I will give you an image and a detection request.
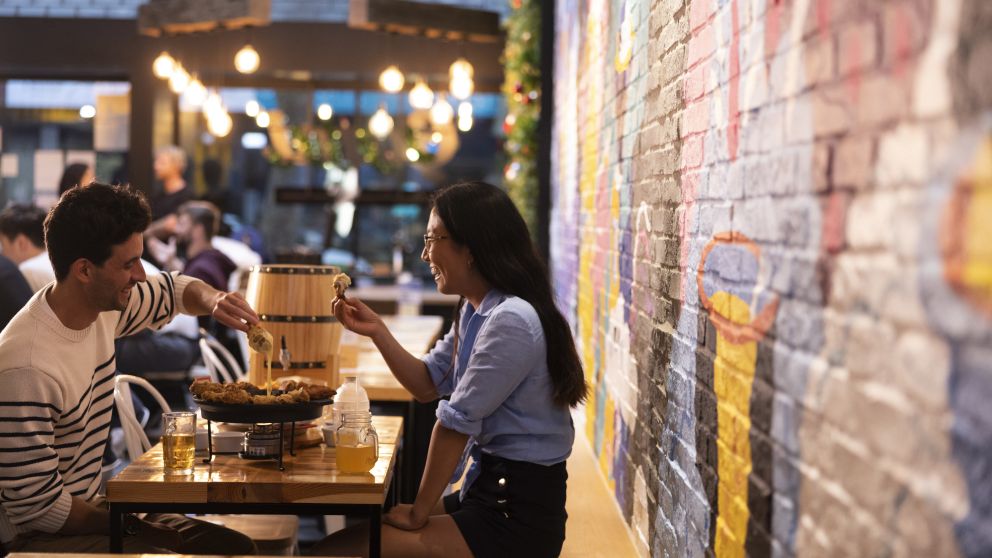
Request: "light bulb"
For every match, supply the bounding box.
[184,77,207,106]
[458,114,473,132]
[405,147,420,162]
[245,100,260,117]
[368,105,394,139]
[234,43,260,74]
[379,65,405,93]
[430,96,454,125]
[256,110,270,128]
[458,101,473,119]
[431,131,443,144]
[449,74,474,100]
[317,103,334,121]
[449,57,474,79]
[203,90,223,118]
[168,64,190,94]
[153,51,175,79]
[408,79,434,110]
[208,111,233,137]
[79,104,96,119]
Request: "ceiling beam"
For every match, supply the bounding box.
[349,0,501,43]
[138,0,271,37]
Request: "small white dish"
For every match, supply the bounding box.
[211,431,245,454]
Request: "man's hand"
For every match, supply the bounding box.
[209,291,259,332]
[383,503,429,531]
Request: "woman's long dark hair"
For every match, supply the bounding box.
[433,181,587,407]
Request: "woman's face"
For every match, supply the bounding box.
[421,209,473,296]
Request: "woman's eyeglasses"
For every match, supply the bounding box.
[423,234,449,250]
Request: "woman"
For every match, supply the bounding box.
[316,182,587,558]
[58,162,95,196]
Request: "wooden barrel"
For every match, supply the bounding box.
[245,264,343,388]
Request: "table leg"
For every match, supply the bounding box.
[369,504,382,558]
[109,504,123,553]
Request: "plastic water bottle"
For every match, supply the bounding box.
[328,373,370,446]
[396,271,423,316]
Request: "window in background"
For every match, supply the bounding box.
[0,80,131,208]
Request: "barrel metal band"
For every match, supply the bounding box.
[258,314,338,323]
[250,265,341,275]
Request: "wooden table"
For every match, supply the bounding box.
[106,416,403,558]
[339,315,444,503]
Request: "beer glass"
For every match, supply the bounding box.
[162,411,196,475]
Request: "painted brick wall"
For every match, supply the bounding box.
[551,0,992,556]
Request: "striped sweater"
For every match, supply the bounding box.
[0,271,195,543]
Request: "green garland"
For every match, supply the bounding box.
[502,0,541,237]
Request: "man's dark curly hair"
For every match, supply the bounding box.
[44,182,151,281]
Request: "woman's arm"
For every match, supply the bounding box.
[333,296,439,402]
[385,422,469,529]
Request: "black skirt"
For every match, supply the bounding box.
[443,452,568,558]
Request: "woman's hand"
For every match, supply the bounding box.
[383,504,429,531]
[332,296,384,339]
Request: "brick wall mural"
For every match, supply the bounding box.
[550,0,992,555]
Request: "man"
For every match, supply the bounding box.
[0,253,31,332]
[146,145,193,241]
[0,204,53,292]
[0,183,257,554]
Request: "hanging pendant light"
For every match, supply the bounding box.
[317,103,334,121]
[368,105,394,139]
[208,110,233,138]
[203,89,224,119]
[245,99,260,117]
[256,110,271,128]
[449,57,474,79]
[379,65,405,93]
[234,43,260,74]
[430,95,453,125]
[409,79,435,110]
[457,101,473,132]
[153,51,176,79]
[449,73,474,100]
[168,64,190,94]
[184,76,207,107]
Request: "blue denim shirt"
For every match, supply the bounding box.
[422,289,574,492]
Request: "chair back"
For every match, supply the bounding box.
[114,374,171,460]
[198,328,245,383]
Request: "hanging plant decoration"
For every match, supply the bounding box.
[502,0,540,236]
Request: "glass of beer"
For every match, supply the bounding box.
[162,411,196,475]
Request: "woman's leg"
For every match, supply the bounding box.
[309,514,472,558]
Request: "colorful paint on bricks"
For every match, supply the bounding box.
[550,0,991,555]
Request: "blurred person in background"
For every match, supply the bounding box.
[58,163,95,197]
[0,253,31,333]
[0,204,52,292]
[145,146,193,240]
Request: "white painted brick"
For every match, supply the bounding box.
[875,124,929,188]
[845,191,897,250]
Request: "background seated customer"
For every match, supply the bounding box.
[0,182,259,555]
[0,203,52,292]
[315,182,587,558]
[0,253,31,333]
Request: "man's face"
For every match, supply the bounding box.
[88,233,147,312]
